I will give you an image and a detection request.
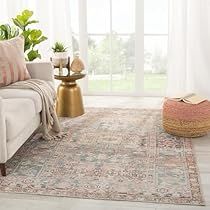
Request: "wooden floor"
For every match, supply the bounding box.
[0,96,209,210]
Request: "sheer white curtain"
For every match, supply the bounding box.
[167,0,210,98]
[0,0,73,59]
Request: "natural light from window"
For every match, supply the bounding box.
[71,0,168,95]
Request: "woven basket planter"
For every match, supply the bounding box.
[163,99,210,137]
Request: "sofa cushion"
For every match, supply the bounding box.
[0,89,42,113]
[0,81,54,114]
[0,36,31,87]
[4,98,37,141]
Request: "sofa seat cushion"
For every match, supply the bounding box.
[0,88,42,113]
[4,98,37,141]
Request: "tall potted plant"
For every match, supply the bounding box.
[0,9,47,61]
[13,10,47,61]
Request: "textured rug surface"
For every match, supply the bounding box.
[0,108,204,205]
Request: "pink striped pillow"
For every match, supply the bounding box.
[0,35,31,87]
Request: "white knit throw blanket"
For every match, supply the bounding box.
[5,79,61,140]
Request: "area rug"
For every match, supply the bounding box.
[0,108,204,205]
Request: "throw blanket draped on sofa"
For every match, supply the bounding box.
[4,79,60,140]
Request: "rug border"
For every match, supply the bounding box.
[190,139,206,205]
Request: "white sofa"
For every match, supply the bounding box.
[0,62,54,176]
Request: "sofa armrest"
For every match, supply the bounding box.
[0,97,7,163]
[26,61,54,82]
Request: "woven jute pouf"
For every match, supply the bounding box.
[163,99,210,137]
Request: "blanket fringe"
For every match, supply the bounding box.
[41,132,68,141]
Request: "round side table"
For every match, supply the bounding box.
[55,73,86,118]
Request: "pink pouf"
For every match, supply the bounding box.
[163,99,210,137]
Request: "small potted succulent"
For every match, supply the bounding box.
[51,42,69,67]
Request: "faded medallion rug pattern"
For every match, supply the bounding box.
[0,108,204,205]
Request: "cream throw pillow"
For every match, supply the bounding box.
[0,35,31,87]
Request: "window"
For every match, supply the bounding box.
[77,0,168,95]
[144,0,168,92]
[86,0,135,93]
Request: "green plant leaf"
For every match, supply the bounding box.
[13,10,35,30]
[22,29,31,38]
[29,29,42,40]
[22,10,33,21]
[18,10,33,24]
[16,15,25,24]
[27,49,41,61]
[52,42,68,52]
[0,30,5,40]
[0,24,8,31]
[24,39,32,52]
[32,36,48,47]
[21,30,31,51]
[25,20,39,27]
[0,24,10,39]
[13,29,19,37]
[0,24,19,39]
[12,18,25,30]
